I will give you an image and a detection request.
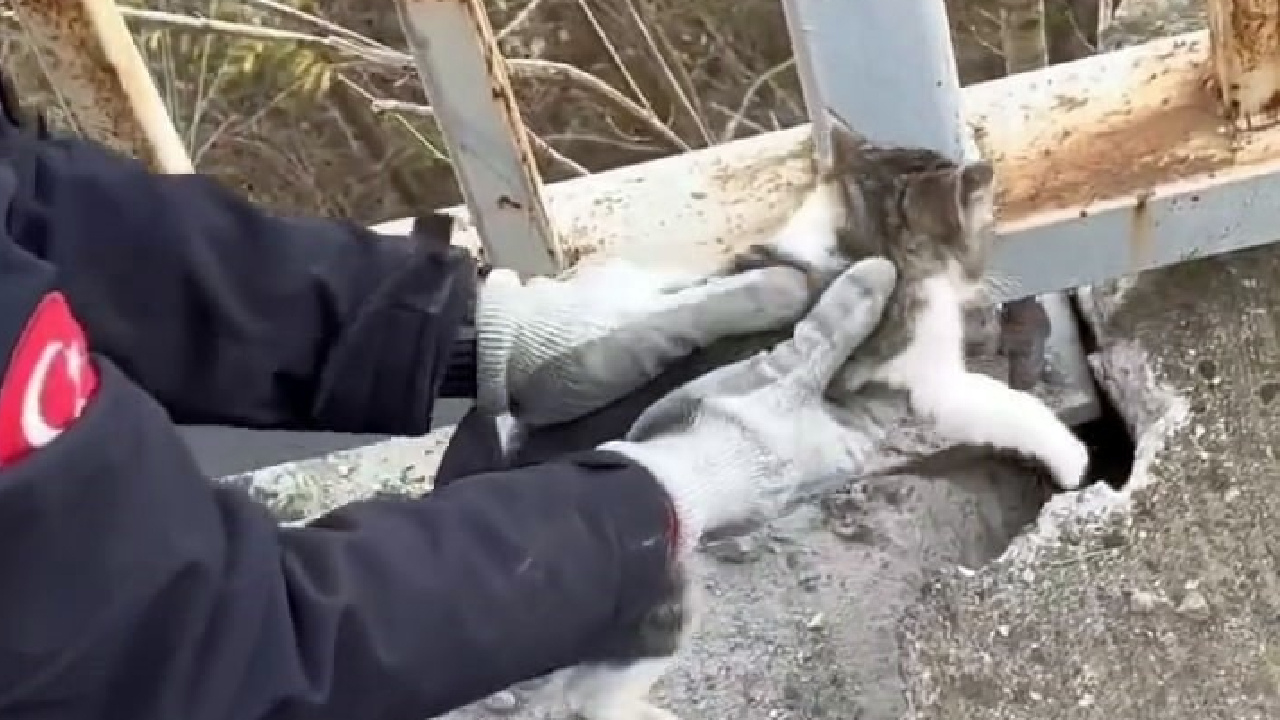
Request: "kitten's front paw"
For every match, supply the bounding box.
[1040,431,1089,490]
[581,701,682,720]
[635,703,682,720]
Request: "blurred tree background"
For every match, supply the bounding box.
[0,0,1156,224]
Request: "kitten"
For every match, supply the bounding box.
[537,118,1089,720]
[553,560,694,720]
[733,116,1090,493]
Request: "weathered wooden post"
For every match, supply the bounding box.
[11,0,193,173]
[395,0,562,277]
[1205,0,1280,128]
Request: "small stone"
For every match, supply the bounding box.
[701,535,764,564]
[1100,527,1127,548]
[1128,590,1162,613]
[806,613,825,631]
[481,690,522,714]
[1178,589,1210,617]
[1078,693,1096,708]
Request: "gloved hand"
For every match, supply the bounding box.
[475,260,812,427]
[601,257,897,548]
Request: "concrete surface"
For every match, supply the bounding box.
[179,400,471,480]
[901,245,1279,719]
[226,320,1091,720]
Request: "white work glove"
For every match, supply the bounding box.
[601,258,897,548]
[475,261,812,427]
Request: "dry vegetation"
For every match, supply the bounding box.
[0,0,1116,224]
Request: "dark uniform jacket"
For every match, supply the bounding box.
[0,101,676,720]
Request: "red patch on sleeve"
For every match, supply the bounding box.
[0,292,99,467]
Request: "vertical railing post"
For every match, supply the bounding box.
[396,0,562,277]
[779,0,1097,424]
[781,0,968,162]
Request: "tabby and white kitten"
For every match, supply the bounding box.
[545,118,1090,720]
[734,116,1091,492]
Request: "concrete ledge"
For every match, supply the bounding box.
[216,429,451,522]
[226,326,1089,719]
[901,243,1280,718]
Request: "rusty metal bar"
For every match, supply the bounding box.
[1205,0,1280,127]
[395,0,561,276]
[374,30,1280,348]
[373,31,1274,297]
[12,0,193,173]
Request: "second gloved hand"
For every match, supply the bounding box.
[601,257,897,548]
[475,261,812,427]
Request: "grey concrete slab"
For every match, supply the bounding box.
[902,242,1279,718]
[229,318,1092,719]
[180,399,471,478]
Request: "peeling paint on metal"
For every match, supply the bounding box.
[1129,190,1155,270]
[377,30,1280,302]
[1205,0,1280,126]
[397,0,560,275]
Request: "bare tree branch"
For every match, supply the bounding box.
[370,97,589,177]
[575,0,653,114]
[619,0,711,146]
[497,0,549,41]
[511,58,688,150]
[722,57,795,142]
[60,5,689,152]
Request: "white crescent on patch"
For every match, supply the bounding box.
[19,341,86,450]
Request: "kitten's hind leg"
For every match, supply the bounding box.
[913,371,1090,490]
[559,561,695,720]
[560,658,681,720]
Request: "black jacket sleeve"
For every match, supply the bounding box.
[0,131,477,435]
[0,230,678,720]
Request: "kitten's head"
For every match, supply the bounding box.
[826,113,996,302]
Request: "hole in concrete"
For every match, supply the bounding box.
[1075,397,1137,490]
[845,296,1146,572]
[1069,292,1138,490]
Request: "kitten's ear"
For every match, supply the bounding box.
[959,160,996,203]
[838,174,873,244]
[826,109,869,171]
[824,110,875,239]
[902,160,996,236]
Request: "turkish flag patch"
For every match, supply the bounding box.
[0,292,99,467]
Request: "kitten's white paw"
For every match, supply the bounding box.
[1042,430,1089,490]
[561,657,679,720]
[573,699,681,720]
[633,703,682,720]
